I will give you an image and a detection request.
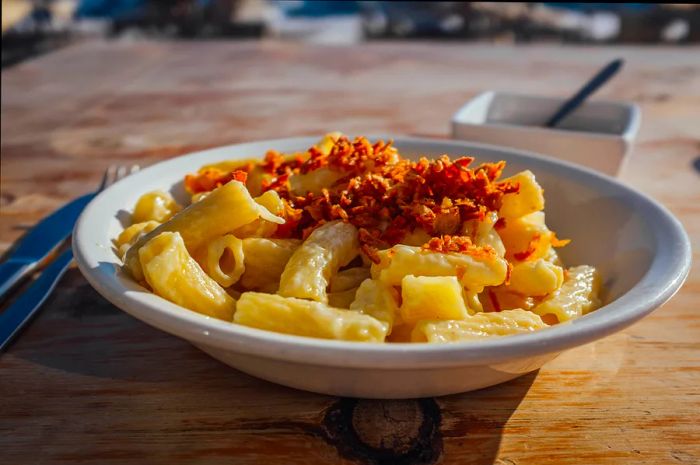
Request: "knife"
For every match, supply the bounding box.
[0,247,74,351]
[0,193,94,301]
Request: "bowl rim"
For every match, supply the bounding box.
[73,135,692,369]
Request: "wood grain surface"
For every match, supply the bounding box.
[1,40,699,465]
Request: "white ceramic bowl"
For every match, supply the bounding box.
[73,137,691,399]
[452,91,641,176]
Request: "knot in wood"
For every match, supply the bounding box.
[351,400,423,453]
[321,398,443,465]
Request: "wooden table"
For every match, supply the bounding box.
[1,40,698,465]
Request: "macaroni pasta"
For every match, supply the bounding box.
[117,134,602,343]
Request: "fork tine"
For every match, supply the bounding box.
[99,165,117,191]
[98,164,140,193]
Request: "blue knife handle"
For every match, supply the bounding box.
[0,193,94,303]
[0,259,36,302]
[0,248,74,352]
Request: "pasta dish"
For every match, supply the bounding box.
[117,134,601,343]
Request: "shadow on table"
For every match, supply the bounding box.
[8,267,538,465]
[435,371,538,465]
[5,268,262,383]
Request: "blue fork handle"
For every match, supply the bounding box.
[0,260,35,302]
[0,248,74,352]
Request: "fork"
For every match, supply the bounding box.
[0,165,139,351]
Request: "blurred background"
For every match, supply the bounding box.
[3,1,699,69]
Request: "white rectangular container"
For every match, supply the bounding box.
[451,91,640,176]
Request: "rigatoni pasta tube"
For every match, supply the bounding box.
[125,180,283,280]
[234,292,388,342]
[328,288,359,309]
[239,238,301,292]
[290,167,345,196]
[507,259,564,296]
[371,245,508,293]
[532,265,601,322]
[462,212,505,257]
[498,170,545,219]
[330,267,371,293]
[204,234,245,288]
[401,228,431,247]
[482,288,536,312]
[349,278,400,330]
[138,232,236,321]
[278,221,359,303]
[132,190,181,223]
[115,220,159,258]
[233,190,285,238]
[411,309,548,343]
[400,275,470,323]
